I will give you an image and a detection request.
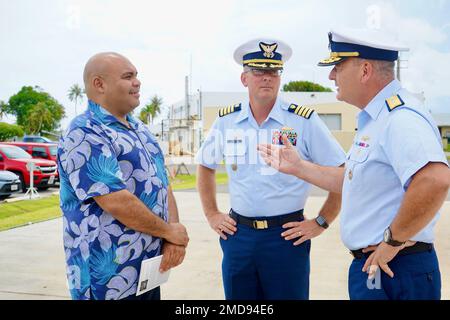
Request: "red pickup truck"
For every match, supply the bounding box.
[0,143,58,192]
[4,142,57,162]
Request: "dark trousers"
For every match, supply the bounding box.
[220,223,310,300]
[348,248,441,300]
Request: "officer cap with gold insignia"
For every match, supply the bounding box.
[234,38,292,70]
[318,28,409,66]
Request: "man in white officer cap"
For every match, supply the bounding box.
[258,28,450,299]
[196,38,345,299]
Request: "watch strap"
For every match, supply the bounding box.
[385,227,405,247]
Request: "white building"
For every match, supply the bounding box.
[431,113,450,148]
[167,91,360,154]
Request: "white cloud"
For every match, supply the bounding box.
[1,0,449,129]
[367,2,450,101]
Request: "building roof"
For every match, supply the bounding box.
[432,113,450,127]
[200,91,341,108]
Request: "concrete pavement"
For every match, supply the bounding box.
[0,191,449,300]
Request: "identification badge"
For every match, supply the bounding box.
[224,130,245,171]
[224,131,245,156]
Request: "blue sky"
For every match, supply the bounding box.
[1,0,449,129]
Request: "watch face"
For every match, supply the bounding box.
[384,228,390,242]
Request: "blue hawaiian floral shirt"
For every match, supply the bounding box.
[57,100,169,300]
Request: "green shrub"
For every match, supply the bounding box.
[0,122,24,141]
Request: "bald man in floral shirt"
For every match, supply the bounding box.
[58,52,189,300]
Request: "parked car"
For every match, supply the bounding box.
[0,170,21,199]
[3,142,59,185]
[0,144,58,192]
[22,135,56,143]
[3,142,58,162]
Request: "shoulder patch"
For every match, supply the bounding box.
[288,104,314,119]
[219,103,242,117]
[385,94,405,112]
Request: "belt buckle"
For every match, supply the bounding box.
[253,220,268,229]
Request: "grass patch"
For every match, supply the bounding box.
[170,173,228,190]
[0,195,61,231]
[0,174,229,231]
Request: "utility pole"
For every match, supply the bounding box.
[185,75,190,120]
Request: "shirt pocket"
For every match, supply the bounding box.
[346,147,370,183]
[348,147,370,163]
[224,140,246,157]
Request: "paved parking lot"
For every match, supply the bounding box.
[1,186,59,204]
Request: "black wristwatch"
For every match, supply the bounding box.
[383,227,405,247]
[315,215,329,229]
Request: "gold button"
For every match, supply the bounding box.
[348,169,353,180]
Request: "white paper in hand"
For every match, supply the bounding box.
[136,255,170,296]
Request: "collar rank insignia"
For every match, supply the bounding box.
[219,103,242,117]
[259,42,278,58]
[288,103,315,119]
[385,94,405,112]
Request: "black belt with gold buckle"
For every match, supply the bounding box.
[350,242,433,259]
[229,209,304,230]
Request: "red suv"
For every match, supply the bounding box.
[0,143,58,191]
[3,142,57,161]
[3,142,59,185]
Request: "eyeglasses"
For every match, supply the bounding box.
[246,69,283,77]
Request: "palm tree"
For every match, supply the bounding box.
[0,100,7,120]
[139,95,163,125]
[68,84,85,116]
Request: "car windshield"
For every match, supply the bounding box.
[41,137,53,143]
[49,145,57,156]
[24,136,53,143]
[0,146,32,159]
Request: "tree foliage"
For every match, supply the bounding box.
[27,102,55,134]
[0,122,24,141]
[282,81,333,92]
[3,86,65,134]
[139,95,163,124]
